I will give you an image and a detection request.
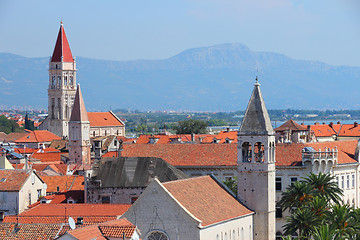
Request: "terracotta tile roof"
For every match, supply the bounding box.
[40,175,84,193]
[163,176,253,226]
[337,123,360,137]
[30,152,63,162]
[276,140,358,166]
[20,204,131,217]
[0,169,31,191]
[65,218,136,239]
[15,130,61,143]
[3,215,116,225]
[11,163,25,169]
[274,119,307,132]
[51,23,74,62]
[13,147,60,155]
[49,139,68,151]
[87,111,124,127]
[102,151,118,158]
[117,136,135,144]
[50,190,84,204]
[4,132,28,142]
[0,223,63,240]
[122,144,237,166]
[136,134,210,144]
[0,132,7,142]
[304,124,336,137]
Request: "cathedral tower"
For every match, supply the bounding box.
[68,85,91,165]
[237,78,276,240]
[41,22,77,138]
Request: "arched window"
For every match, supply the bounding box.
[254,142,264,162]
[147,231,168,240]
[242,142,252,162]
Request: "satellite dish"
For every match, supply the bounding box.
[68,217,76,230]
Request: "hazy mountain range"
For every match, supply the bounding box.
[1,43,360,111]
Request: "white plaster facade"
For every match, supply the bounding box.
[123,178,254,240]
[0,170,46,216]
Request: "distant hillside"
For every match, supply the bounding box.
[1,43,360,111]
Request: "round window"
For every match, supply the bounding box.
[147,231,168,240]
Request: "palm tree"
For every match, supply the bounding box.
[312,224,347,240]
[283,206,323,239]
[303,172,343,204]
[279,181,313,213]
[326,204,355,238]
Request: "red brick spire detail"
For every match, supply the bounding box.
[51,22,74,62]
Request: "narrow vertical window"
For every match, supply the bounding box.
[276,177,282,191]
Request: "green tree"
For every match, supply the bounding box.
[303,172,343,204]
[24,113,35,131]
[280,173,345,240]
[223,177,237,196]
[172,119,208,134]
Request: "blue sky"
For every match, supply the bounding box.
[1,0,359,66]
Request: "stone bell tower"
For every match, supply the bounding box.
[237,78,276,240]
[68,85,91,165]
[40,21,77,138]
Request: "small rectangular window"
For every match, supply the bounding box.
[276,177,282,191]
[28,193,32,205]
[352,174,355,188]
[102,196,111,204]
[290,177,297,186]
[342,176,344,189]
[276,206,282,219]
[347,175,350,189]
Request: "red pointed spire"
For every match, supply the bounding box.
[51,22,74,62]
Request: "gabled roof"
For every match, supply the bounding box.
[20,204,131,217]
[64,218,137,239]
[51,22,74,62]
[121,144,237,166]
[92,157,188,188]
[3,215,115,225]
[239,81,274,135]
[30,152,63,162]
[276,140,358,166]
[0,223,64,240]
[70,85,88,122]
[0,132,7,142]
[304,123,337,137]
[41,175,84,193]
[0,169,31,191]
[274,119,307,132]
[87,111,124,127]
[337,123,360,137]
[162,176,253,226]
[4,132,28,142]
[14,130,61,143]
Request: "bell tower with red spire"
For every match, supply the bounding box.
[41,21,77,138]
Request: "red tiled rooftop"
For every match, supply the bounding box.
[87,112,124,127]
[305,124,336,137]
[15,130,61,143]
[163,176,253,226]
[0,169,31,191]
[30,152,63,162]
[122,144,237,166]
[337,123,360,137]
[40,175,84,193]
[20,204,131,217]
[275,119,307,132]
